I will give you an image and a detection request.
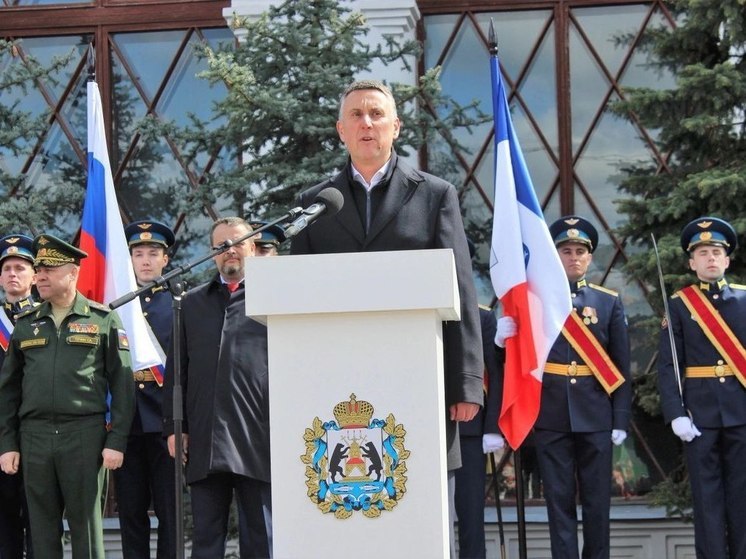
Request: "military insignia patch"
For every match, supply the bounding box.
[117,329,130,350]
[301,393,409,519]
[69,323,100,334]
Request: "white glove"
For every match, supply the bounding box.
[611,429,627,446]
[671,416,702,443]
[482,433,505,454]
[495,316,518,348]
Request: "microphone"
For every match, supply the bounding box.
[284,187,344,238]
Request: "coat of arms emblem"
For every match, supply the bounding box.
[301,393,410,518]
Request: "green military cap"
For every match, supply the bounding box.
[33,234,88,267]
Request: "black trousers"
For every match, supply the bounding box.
[0,471,24,559]
[534,429,612,559]
[685,424,746,559]
[114,432,176,559]
[454,436,486,559]
[189,472,272,559]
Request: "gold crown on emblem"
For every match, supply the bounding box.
[333,393,374,428]
[697,221,712,229]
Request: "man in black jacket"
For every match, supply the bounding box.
[163,217,271,559]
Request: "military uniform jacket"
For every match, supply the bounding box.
[535,279,632,432]
[132,285,172,434]
[162,276,270,485]
[0,292,135,453]
[658,280,746,428]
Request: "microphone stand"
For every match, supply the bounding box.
[108,211,300,559]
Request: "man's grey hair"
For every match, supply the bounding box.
[338,79,397,119]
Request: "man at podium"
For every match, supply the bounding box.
[290,79,484,474]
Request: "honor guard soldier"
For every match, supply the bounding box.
[0,234,135,559]
[249,221,286,257]
[658,216,746,559]
[0,234,37,559]
[115,220,176,559]
[498,216,632,559]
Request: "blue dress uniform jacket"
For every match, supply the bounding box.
[534,279,631,559]
[290,152,484,470]
[658,280,746,559]
[132,285,171,434]
[163,275,270,485]
[536,280,632,432]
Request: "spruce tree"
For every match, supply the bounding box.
[0,40,77,234]
[163,0,483,221]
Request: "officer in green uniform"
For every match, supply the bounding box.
[0,234,135,559]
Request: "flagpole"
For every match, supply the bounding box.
[489,19,529,559]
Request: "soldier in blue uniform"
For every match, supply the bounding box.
[115,220,176,559]
[0,234,37,559]
[498,216,632,559]
[249,221,286,257]
[657,216,746,559]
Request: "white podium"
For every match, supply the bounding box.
[245,249,460,559]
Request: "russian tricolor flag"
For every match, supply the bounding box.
[0,311,13,353]
[78,80,165,382]
[489,53,572,450]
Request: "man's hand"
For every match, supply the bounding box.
[167,433,189,464]
[671,416,701,443]
[102,449,124,470]
[496,316,518,348]
[0,451,20,475]
[449,402,479,422]
[482,433,505,454]
[611,429,627,446]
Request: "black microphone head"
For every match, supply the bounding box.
[314,187,344,216]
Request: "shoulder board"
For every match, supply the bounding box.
[671,291,681,300]
[588,283,618,297]
[478,304,492,311]
[88,301,110,312]
[16,307,37,319]
[729,283,746,290]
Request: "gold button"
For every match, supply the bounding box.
[571,293,577,298]
[570,378,577,384]
[134,371,145,381]
[713,294,720,300]
[715,365,725,376]
[717,359,724,365]
[720,377,726,384]
[138,383,145,390]
[145,297,151,302]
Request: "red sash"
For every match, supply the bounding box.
[678,285,746,388]
[561,310,626,394]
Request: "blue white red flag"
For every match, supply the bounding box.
[489,54,571,449]
[0,311,13,352]
[78,80,165,382]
